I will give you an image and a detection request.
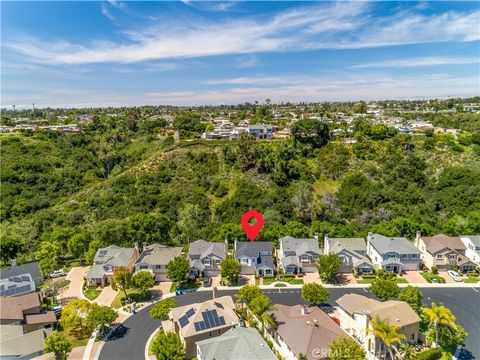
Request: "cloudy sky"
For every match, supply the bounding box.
[1,1,479,108]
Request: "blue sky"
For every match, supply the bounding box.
[1,1,479,108]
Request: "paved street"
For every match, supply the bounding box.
[99,286,480,360]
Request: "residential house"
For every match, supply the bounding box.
[87,245,139,286]
[0,325,53,359]
[414,233,476,273]
[460,235,480,265]
[267,304,346,360]
[0,262,44,287]
[0,292,57,333]
[366,233,421,273]
[248,124,273,139]
[162,295,239,358]
[0,273,36,297]
[196,326,276,360]
[234,241,275,277]
[323,235,374,274]
[336,294,421,360]
[278,236,321,274]
[135,244,183,282]
[188,240,227,278]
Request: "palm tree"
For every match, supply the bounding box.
[423,302,457,347]
[370,316,406,360]
[399,343,417,360]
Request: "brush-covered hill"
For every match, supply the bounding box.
[1,118,480,267]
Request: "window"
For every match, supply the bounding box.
[202,259,211,266]
[312,255,319,261]
[436,254,443,259]
[300,255,309,262]
[448,254,456,260]
[139,265,149,270]
[410,334,415,341]
[215,259,221,264]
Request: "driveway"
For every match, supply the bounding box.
[94,286,119,307]
[211,275,221,288]
[239,275,256,286]
[58,267,89,300]
[439,270,459,284]
[403,271,427,284]
[303,272,321,284]
[152,282,172,298]
[337,273,357,285]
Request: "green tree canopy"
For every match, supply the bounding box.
[235,284,263,305]
[150,298,176,320]
[132,271,155,296]
[220,257,242,285]
[292,119,330,149]
[329,336,366,360]
[370,278,400,301]
[301,283,329,306]
[60,299,92,333]
[316,254,342,284]
[167,256,189,284]
[85,304,117,334]
[151,330,185,360]
[398,286,423,314]
[44,332,72,360]
[111,269,133,299]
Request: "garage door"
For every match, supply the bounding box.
[204,270,219,277]
[155,273,169,282]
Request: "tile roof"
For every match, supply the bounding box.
[196,326,276,360]
[25,311,57,325]
[336,294,421,328]
[168,296,238,339]
[368,234,420,255]
[0,292,42,320]
[136,244,183,266]
[269,304,346,360]
[420,234,466,254]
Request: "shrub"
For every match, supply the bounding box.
[431,266,438,274]
[281,274,296,278]
[416,348,442,360]
[296,273,304,278]
[266,339,273,349]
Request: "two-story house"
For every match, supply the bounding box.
[278,236,321,274]
[234,240,275,277]
[323,235,374,274]
[415,233,476,273]
[162,295,239,358]
[87,245,139,286]
[188,240,227,278]
[366,233,421,273]
[460,235,480,265]
[135,244,183,282]
[336,294,421,360]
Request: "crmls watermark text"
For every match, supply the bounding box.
[312,348,358,358]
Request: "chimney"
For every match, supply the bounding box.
[234,239,238,252]
[415,231,421,247]
[134,242,139,253]
[12,259,17,267]
[301,305,308,316]
[323,234,329,254]
[142,242,148,252]
[212,286,217,300]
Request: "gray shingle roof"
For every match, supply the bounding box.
[188,240,226,260]
[235,242,272,258]
[93,245,136,266]
[282,256,300,267]
[462,235,480,247]
[87,265,105,280]
[0,326,52,357]
[196,327,276,360]
[368,234,420,255]
[327,238,366,253]
[280,236,321,256]
[0,262,43,287]
[136,245,183,266]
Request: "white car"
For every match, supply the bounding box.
[447,270,463,282]
[49,269,66,278]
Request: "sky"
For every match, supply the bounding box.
[1,1,479,108]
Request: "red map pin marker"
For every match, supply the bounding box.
[241,210,264,241]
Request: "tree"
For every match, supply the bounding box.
[316,254,342,284]
[150,298,176,320]
[370,316,406,360]
[220,257,242,285]
[329,336,366,360]
[0,237,22,264]
[67,231,92,259]
[132,271,155,296]
[370,278,400,301]
[301,283,329,306]
[60,299,92,332]
[423,303,457,348]
[167,256,189,284]
[398,286,423,314]
[176,203,203,243]
[399,343,418,360]
[84,240,101,264]
[85,304,117,335]
[150,330,185,360]
[250,293,275,332]
[291,181,314,222]
[37,241,60,275]
[111,269,133,300]
[42,279,70,298]
[292,119,330,148]
[44,332,72,360]
[235,284,262,305]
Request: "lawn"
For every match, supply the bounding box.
[421,272,446,283]
[463,277,480,283]
[358,277,408,284]
[84,287,102,301]
[170,280,201,292]
[57,326,91,348]
[111,289,152,309]
[262,277,304,285]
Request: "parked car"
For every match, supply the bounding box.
[447,270,463,282]
[49,269,66,278]
[203,277,212,287]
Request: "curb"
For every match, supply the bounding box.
[144,327,161,360]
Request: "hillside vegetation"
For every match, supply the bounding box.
[1,113,479,267]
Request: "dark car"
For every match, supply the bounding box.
[203,277,212,287]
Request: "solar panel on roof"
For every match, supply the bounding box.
[21,275,30,282]
[186,308,195,318]
[218,316,225,326]
[179,315,189,328]
[194,322,201,332]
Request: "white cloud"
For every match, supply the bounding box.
[6,2,478,65]
[351,56,479,68]
[101,3,115,21]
